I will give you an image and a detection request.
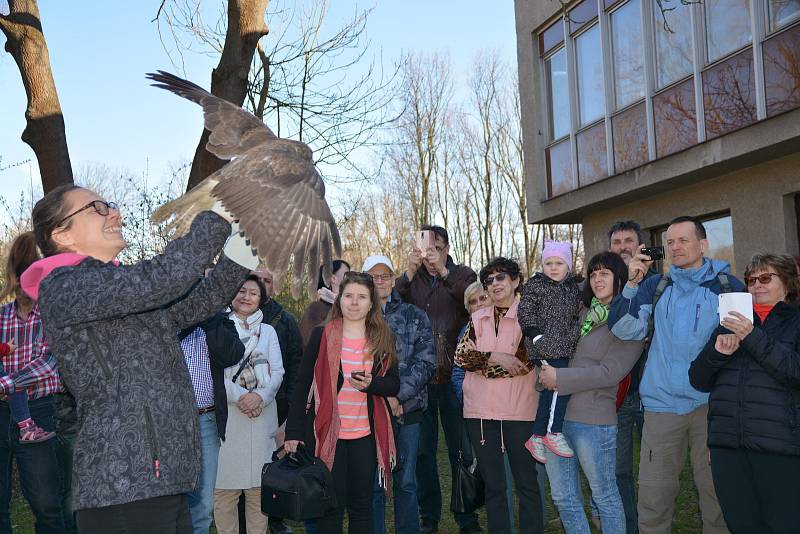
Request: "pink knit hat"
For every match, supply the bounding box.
[542,240,573,271]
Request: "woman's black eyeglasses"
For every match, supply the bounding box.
[57,200,119,227]
[482,272,508,287]
[744,272,780,286]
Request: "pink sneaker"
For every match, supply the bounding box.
[525,435,547,464]
[18,419,55,444]
[542,432,574,458]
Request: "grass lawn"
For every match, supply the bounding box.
[9,425,704,533]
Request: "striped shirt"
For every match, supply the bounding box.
[0,302,60,400]
[338,337,372,440]
[180,327,215,409]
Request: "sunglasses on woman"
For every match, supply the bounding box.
[467,294,490,307]
[744,272,780,286]
[57,200,119,227]
[482,272,509,287]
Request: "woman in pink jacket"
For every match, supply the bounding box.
[454,257,543,534]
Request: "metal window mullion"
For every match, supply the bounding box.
[751,0,767,119]
[565,17,580,190]
[599,0,616,176]
[691,1,706,143]
[642,0,657,160]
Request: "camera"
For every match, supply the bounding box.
[640,246,665,261]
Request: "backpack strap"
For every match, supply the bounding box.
[717,272,732,294]
[639,274,671,382]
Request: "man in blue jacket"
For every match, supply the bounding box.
[608,216,741,534]
[364,255,436,534]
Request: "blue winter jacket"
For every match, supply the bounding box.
[608,258,744,415]
[384,289,436,420]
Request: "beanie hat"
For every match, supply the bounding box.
[542,240,573,271]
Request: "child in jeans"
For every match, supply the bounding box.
[518,240,580,462]
[0,340,55,443]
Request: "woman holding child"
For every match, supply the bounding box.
[454,256,543,534]
[536,251,644,534]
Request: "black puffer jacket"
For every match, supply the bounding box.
[518,272,581,361]
[689,301,800,456]
[37,212,250,510]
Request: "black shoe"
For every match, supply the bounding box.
[268,519,294,534]
[421,518,438,534]
[459,522,482,534]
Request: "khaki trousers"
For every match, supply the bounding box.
[638,405,728,534]
[213,487,267,534]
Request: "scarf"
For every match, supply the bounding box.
[580,297,609,337]
[230,309,264,390]
[318,287,336,305]
[312,318,396,489]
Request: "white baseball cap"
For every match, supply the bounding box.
[361,255,394,273]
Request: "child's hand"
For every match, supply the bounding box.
[6,343,16,354]
[539,365,558,390]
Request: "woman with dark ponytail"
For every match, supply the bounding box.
[20,184,259,533]
[0,231,65,531]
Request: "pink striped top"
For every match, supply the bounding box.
[338,336,372,440]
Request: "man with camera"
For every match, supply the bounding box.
[395,226,480,534]
[608,216,743,534]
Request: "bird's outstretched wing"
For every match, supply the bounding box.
[146,70,275,160]
[147,71,341,297]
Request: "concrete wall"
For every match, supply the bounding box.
[581,151,800,277]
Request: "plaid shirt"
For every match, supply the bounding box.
[180,327,215,409]
[0,302,61,400]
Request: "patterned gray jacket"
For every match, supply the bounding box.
[518,272,581,361]
[37,211,250,511]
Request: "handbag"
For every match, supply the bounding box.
[261,444,337,520]
[450,450,485,514]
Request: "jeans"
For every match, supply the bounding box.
[466,419,543,534]
[187,412,220,534]
[0,396,65,533]
[318,436,377,534]
[76,494,192,534]
[55,434,78,534]
[710,447,800,534]
[0,365,29,424]
[417,383,477,528]
[373,421,421,534]
[545,422,624,534]
[615,391,643,534]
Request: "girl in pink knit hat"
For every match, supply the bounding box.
[517,240,581,462]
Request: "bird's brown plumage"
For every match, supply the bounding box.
[146,71,341,297]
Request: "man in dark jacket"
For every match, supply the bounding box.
[179,311,244,534]
[395,226,480,534]
[254,269,302,534]
[364,255,436,534]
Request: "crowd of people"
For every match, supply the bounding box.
[0,183,798,534]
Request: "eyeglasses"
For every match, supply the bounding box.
[467,294,490,307]
[744,272,780,286]
[57,200,118,227]
[483,272,509,287]
[371,273,394,282]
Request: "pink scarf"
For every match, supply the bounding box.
[313,319,396,489]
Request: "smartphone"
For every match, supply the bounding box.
[415,230,435,252]
[640,246,665,261]
[351,370,366,379]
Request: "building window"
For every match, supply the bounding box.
[546,48,570,140]
[577,122,608,185]
[653,0,694,88]
[703,48,757,138]
[575,24,605,126]
[705,0,752,63]
[546,139,574,197]
[610,0,645,109]
[653,78,696,157]
[769,0,800,31]
[612,101,648,173]
[763,22,800,117]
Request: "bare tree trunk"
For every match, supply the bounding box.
[186,0,269,191]
[0,0,73,193]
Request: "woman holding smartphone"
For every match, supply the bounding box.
[285,271,399,534]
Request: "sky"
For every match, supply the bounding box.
[0,1,517,206]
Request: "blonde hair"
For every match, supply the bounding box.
[463,281,486,311]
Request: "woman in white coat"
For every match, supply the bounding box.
[214,275,284,534]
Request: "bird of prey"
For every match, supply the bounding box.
[146,71,341,298]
